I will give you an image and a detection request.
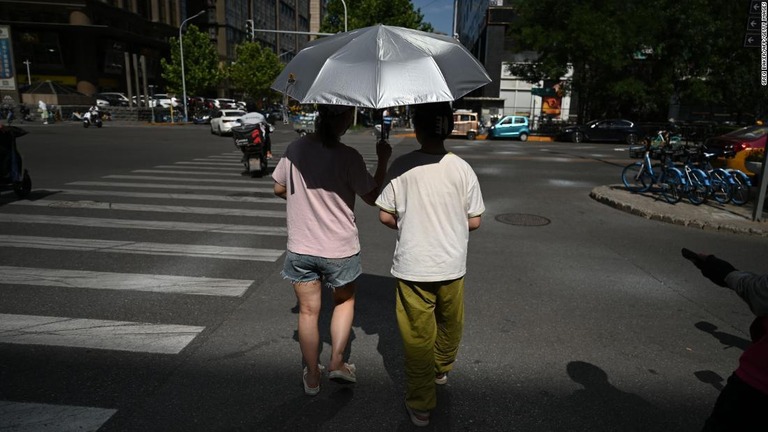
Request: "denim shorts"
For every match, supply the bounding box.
[281,251,362,289]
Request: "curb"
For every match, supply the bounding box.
[590,185,768,237]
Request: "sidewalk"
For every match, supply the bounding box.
[590,184,768,237]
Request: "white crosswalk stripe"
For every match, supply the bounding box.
[0,148,290,425]
[0,313,205,354]
[53,189,285,203]
[103,174,267,184]
[0,235,284,261]
[0,266,252,296]
[0,401,116,432]
[0,213,287,236]
[9,199,287,218]
[68,181,273,193]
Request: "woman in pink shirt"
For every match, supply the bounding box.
[273,105,391,395]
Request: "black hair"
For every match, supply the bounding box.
[314,105,352,147]
[412,102,454,140]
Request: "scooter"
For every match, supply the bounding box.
[231,120,273,176]
[83,108,103,128]
[0,125,32,198]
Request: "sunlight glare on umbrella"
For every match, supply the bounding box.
[272,24,491,109]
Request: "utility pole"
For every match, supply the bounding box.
[23,59,31,85]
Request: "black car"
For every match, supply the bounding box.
[558,119,645,145]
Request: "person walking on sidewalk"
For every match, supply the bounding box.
[682,248,768,432]
[376,102,485,427]
[272,104,391,396]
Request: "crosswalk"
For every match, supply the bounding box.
[0,150,287,431]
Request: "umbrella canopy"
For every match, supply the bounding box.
[271,24,491,109]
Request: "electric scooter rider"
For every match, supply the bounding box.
[83,105,102,128]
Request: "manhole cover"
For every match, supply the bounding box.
[495,213,551,226]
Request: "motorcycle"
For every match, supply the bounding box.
[83,108,103,128]
[0,125,32,198]
[231,119,273,177]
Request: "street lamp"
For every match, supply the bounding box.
[340,0,347,32]
[180,10,206,123]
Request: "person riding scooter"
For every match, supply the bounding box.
[83,105,102,128]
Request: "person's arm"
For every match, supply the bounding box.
[274,182,287,200]
[684,250,768,316]
[468,215,482,231]
[726,271,768,316]
[361,140,392,206]
[379,209,398,230]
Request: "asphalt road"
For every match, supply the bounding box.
[1,120,766,431]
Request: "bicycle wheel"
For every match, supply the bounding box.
[621,162,653,192]
[660,168,683,204]
[708,169,731,204]
[729,170,752,206]
[686,168,710,205]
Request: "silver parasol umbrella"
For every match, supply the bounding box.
[271,24,491,109]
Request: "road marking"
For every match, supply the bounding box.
[0,313,204,354]
[103,175,268,185]
[53,189,285,204]
[153,165,236,171]
[0,213,287,236]
[173,161,239,166]
[0,235,285,261]
[67,181,274,193]
[0,401,116,432]
[10,200,286,218]
[132,169,244,176]
[0,266,252,297]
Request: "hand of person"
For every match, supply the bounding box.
[700,255,737,287]
[684,248,737,287]
[376,139,392,161]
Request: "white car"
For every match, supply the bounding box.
[151,94,179,108]
[210,109,246,135]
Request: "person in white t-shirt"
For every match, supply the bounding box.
[272,104,391,396]
[376,101,484,427]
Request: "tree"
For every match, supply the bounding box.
[320,0,434,34]
[506,0,768,122]
[226,41,284,106]
[160,24,221,97]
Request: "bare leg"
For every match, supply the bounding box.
[328,281,356,371]
[294,280,322,387]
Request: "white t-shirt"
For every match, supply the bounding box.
[376,151,484,282]
[272,135,377,258]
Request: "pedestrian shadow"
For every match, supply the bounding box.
[694,370,726,391]
[694,321,750,351]
[550,361,672,431]
[253,387,355,431]
[351,273,403,384]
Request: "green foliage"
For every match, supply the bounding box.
[161,25,221,96]
[321,0,434,33]
[226,42,284,104]
[507,0,768,122]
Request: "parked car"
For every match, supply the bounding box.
[705,124,768,177]
[151,94,179,108]
[558,119,644,145]
[212,98,238,109]
[94,92,130,107]
[486,115,530,141]
[451,110,480,140]
[210,109,247,135]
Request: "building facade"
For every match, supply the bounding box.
[0,0,320,105]
[455,0,573,127]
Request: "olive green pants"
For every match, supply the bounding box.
[396,277,465,411]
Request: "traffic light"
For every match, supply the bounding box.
[245,19,254,41]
